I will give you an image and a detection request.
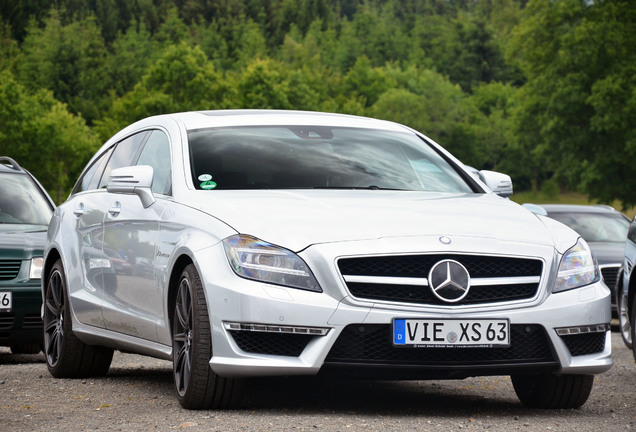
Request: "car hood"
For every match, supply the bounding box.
[0,224,48,258]
[185,190,573,253]
[588,241,625,265]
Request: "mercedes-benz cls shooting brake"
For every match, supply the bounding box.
[43,110,612,409]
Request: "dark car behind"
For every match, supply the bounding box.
[0,156,55,353]
[526,204,630,317]
[618,215,636,351]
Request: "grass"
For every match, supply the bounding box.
[510,191,636,219]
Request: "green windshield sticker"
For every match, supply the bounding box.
[200,181,217,190]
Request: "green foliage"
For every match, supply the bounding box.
[507,0,636,207]
[370,66,483,165]
[235,58,327,110]
[96,43,235,140]
[155,7,190,45]
[540,177,560,200]
[0,22,19,72]
[0,0,51,42]
[0,71,99,203]
[1,0,634,207]
[107,20,161,96]
[234,19,270,68]
[16,12,112,124]
[344,56,394,108]
[470,81,517,171]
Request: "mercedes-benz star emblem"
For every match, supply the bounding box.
[428,259,471,303]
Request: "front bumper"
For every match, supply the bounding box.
[197,237,613,378]
[0,283,43,347]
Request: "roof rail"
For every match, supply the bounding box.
[0,156,22,171]
[594,204,615,211]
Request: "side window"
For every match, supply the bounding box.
[97,131,149,189]
[73,147,114,194]
[136,130,171,195]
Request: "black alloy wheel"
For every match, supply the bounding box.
[173,272,194,398]
[43,260,113,378]
[43,263,65,368]
[172,263,244,409]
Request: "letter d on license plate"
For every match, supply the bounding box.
[393,318,510,348]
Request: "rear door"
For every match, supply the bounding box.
[64,148,112,328]
[67,132,148,328]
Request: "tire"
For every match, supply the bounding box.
[619,276,633,349]
[511,374,594,409]
[172,264,244,409]
[10,344,41,354]
[43,259,114,378]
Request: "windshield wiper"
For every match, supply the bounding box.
[312,186,406,191]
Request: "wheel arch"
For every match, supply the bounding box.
[628,269,636,322]
[167,254,194,338]
[42,248,62,293]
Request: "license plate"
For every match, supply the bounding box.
[0,291,12,312]
[393,318,510,348]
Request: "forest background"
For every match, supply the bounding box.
[0,0,634,208]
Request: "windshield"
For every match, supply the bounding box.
[188,126,474,193]
[549,212,630,243]
[0,173,53,225]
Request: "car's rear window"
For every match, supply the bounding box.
[188,126,473,193]
[549,212,630,243]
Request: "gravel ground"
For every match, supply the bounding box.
[1,330,635,432]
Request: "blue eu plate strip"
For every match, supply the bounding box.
[393,319,406,345]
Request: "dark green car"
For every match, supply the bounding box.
[0,157,54,354]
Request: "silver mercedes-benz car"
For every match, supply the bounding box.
[42,110,612,410]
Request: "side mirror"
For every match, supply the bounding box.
[479,170,513,198]
[107,165,155,208]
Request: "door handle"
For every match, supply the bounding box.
[108,202,121,216]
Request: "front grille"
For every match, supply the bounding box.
[325,324,555,365]
[0,260,21,281]
[23,314,43,329]
[338,254,543,306]
[560,332,606,356]
[600,266,620,291]
[0,315,15,329]
[345,282,538,306]
[229,331,314,357]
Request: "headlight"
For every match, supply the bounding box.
[223,235,322,292]
[553,239,599,293]
[29,257,44,279]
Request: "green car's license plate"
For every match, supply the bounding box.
[0,291,12,312]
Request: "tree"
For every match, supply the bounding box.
[96,43,235,140]
[507,0,636,206]
[470,81,517,172]
[0,0,50,42]
[0,21,19,72]
[155,6,190,45]
[0,71,99,202]
[371,66,484,167]
[343,56,393,108]
[16,11,112,124]
[234,18,270,68]
[236,58,292,109]
[107,20,161,96]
